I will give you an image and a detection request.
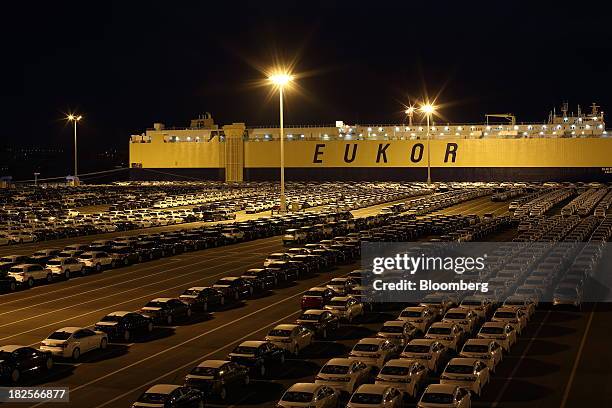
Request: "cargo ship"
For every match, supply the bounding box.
[129,103,612,182]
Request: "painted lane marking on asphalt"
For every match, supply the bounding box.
[559,304,596,408]
[491,310,552,408]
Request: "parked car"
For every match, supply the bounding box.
[179,287,225,311]
[227,340,286,376]
[277,383,339,408]
[184,360,249,400]
[295,309,340,338]
[45,257,84,279]
[6,264,53,287]
[132,384,204,408]
[94,311,154,341]
[40,327,108,360]
[0,345,54,383]
[140,298,192,325]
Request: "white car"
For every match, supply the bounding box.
[7,264,53,287]
[375,359,428,398]
[349,338,399,369]
[503,296,536,319]
[265,324,313,355]
[40,327,108,360]
[326,277,358,295]
[491,307,528,334]
[277,383,340,408]
[425,322,464,351]
[418,384,471,408]
[459,296,493,320]
[315,358,371,393]
[376,320,419,347]
[78,251,114,272]
[264,253,291,267]
[397,306,436,333]
[401,339,447,372]
[324,296,364,323]
[460,339,503,373]
[347,384,403,408]
[440,358,490,397]
[442,308,479,335]
[477,322,517,352]
[45,257,85,279]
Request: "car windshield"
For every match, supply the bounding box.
[233,346,258,355]
[48,331,72,340]
[404,345,430,353]
[216,279,235,285]
[480,327,504,334]
[353,344,380,352]
[0,258,13,263]
[421,393,454,404]
[400,311,422,318]
[463,344,489,353]
[380,325,403,333]
[145,301,166,308]
[0,351,12,359]
[47,260,62,266]
[268,329,292,337]
[190,366,217,376]
[445,313,467,319]
[445,365,474,374]
[428,327,451,335]
[33,251,47,256]
[320,364,349,374]
[494,312,516,319]
[268,254,284,260]
[505,300,524,306]
[351,393,383,404]
[299,314,320,321]
[304,291,323,297]
[79,254,93,259]
[182,289,201,296]
[8,267,23,272]
[101,315,122,322]
[380,366,410,376]
[137,393,168,403]
[327,300,347,307]
[282,392,313,403]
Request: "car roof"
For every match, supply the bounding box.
[354,384,389,394]
[463,338,496,346]
[107,311,131,317]
[402,306,427,311]
[196,360,229,368]
[330,296,350,302]
[382,320,407,327]
[301,309,326,315]
[150,298,173,302]
[239,341,266,348]
[430,322,455,328]
[481,321,508,327]
[0,345,24,352]
[408,339,437,346]
[424,384,457,394]
[447,357,479,365]
[187,286,207,291]
[306,287,327,292]
[273,324,298,330]
[356,337,386,345]
[383,358,418,367]
[324,358,353,366]
[145,384,180,395]
[287,383,321,393]
[53,327,84,333]
[446,308,468,314]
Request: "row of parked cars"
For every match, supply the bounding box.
[0,211,358,292]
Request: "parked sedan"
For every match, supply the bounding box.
[425,323,464,351]
[132,384,204,408]
[184,360,249,401]
[295,310,340,339]
[141,298,192,325]
[401,339,447,372]
[40,327,108,360]
[347,384,403,408]
[315,358,371,394]
[440,358,490,397]
[397,306,436,333]
[227,340,285,376]
[213,277,253,300]
[265,324,314,355]
[375,359,428,398]
[417,384,471,408]
[324,296,364,323]
[349,338,400,369]
[94,311,154,341]
[179,287,225,311]
[301,287,337,310]
[277,383,339,408]
[376,320,419,347]
[0,345,54,383]
[477,322,517,352]
[459,339,503,373]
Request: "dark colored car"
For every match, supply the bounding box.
[132,384,204,408]
[213,277,253,300]
[227,340,286,376]
[242,268,279,288]
[0,345,54,383]
[301,287,337,310]
[184,360,249,401]
[179,287,225,311]
[267,261,299,281]
[107,246,140,266]
[140,298,192,325]
[94,311,154,341]
[28,249,61,265]
[0,255,30,272]
[295,309,340,338]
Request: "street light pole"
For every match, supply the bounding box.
[73,119,78,177]
[279,86,286,213]
[426,113,431,185]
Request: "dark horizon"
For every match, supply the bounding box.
[12,0,612,157]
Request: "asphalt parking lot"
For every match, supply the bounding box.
[0,192,610,408]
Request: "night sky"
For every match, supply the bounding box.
[11,0,612,159]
